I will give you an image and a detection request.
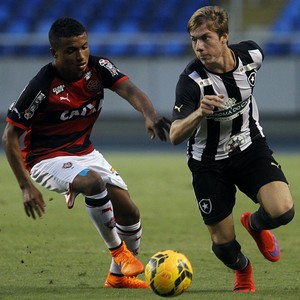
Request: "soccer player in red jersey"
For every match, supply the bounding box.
[2,17,170,289]
[169,6,294,292]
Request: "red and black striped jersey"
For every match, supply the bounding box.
[173,40,265,161]
[6,55,128,170]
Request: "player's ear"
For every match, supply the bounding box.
[50,48,57,58]
[221,33,229,45]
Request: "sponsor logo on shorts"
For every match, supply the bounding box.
[174,104,183,112]
[110,167,119,176]
[198,199,212,214]
[62,162,73,169]
[271,161,280,168]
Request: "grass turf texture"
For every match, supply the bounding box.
[0,153,299,299]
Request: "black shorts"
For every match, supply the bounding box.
[188,138,288,225]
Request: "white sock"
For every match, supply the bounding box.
[85,196,122,249]
[109,221,142,274]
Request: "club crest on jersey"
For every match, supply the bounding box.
[198,199,212,214]
[86,79,102,92]
[247,72,256,87]
[224,133,246,152]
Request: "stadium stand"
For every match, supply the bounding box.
[1,0,299,56]
[264,0,300,55]
[0,0,211,56]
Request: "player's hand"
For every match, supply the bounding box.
[146,116,171,141]
[200,94,225,116]
[22,186,46,220]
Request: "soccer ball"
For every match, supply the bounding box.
[145,250,193,297]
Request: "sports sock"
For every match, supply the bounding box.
[250,206,295,231]
[109,221,142,274]
[85,190,122,249]
[212,239,249,270]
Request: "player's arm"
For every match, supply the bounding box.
[114,78,170,141]
[170,95,225,145]
[2,122,45,219]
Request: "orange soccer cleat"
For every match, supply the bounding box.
[104,272,149,289]
[233,262,256,292]
[110,241,144,276]
[241,212,281,262]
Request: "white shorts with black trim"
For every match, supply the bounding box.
[30,149,128,209]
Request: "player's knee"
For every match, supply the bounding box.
[212,239,247,270]
[74,169,105,195]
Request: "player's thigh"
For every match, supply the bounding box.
[257,181,293,217]
[107,184,140,224]
[86,150,128,190]
[31,157,87,194]
[188,158,236,225]
[236,153,290,210]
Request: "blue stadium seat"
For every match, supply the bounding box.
[35,19,54,33]
[89,20,112,33]
[6,20,30,33]
[135,43,157,56]
[265,0,300,55]
[0,0,214,57]
[0,4,10,27]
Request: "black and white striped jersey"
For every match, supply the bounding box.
[173,40,265,161]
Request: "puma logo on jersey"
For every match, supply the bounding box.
[174,104,183,112]
[59,93,70,102]
[271,162,280,168]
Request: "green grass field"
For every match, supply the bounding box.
[0,152,299,300]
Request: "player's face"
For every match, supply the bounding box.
[190,24,228,71]
[52,32,90,82]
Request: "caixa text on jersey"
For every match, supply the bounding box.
[60,100,103,121]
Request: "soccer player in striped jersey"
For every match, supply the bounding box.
[2,17,170,289]
[169,6,294,292]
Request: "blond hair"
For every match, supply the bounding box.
[187,6,228,37]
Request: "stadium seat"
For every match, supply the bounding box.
[0,0,214,57]
[264,0,300,55]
